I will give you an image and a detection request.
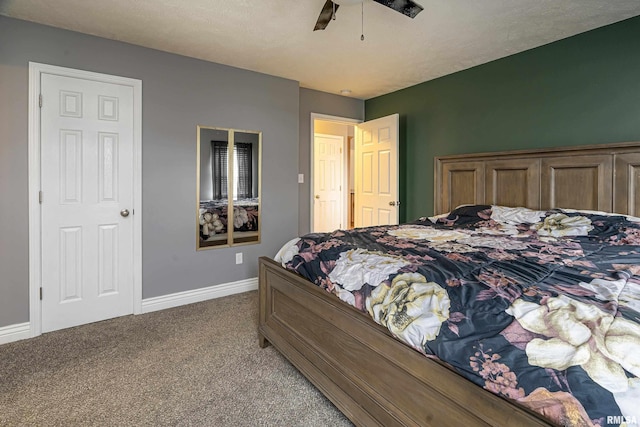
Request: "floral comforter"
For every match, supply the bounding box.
[276,205,640,426]
[199,198,259,240]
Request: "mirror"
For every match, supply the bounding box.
[197,126,261,249]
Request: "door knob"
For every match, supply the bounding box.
[120,209,130,217]
[315,195,320,199]
[389,201,396,206]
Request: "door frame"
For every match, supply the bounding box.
[28,62,143,337]
[310,113,361,232]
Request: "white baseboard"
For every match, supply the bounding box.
[0,322,31,345]
[140,277,258,314]
[0,280,257,345]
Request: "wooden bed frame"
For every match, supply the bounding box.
[258,142,640,427]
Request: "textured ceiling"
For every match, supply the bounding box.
[1,0,639,99]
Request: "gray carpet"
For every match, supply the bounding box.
[0,291,353,426]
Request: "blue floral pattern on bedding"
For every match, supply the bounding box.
[278,205,640,426]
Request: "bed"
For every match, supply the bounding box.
[199,198,259,246]
[258,142,640,427]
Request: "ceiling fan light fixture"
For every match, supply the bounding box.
[314,0,423,32]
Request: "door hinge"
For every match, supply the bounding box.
[39,287,43,300]
[39,94,43,108]
[39,191,43,204]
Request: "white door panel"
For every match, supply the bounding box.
[355,114,399,227]
[313,134,344,232]
[41,73,135,332]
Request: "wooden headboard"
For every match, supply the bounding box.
[434,141,640,215]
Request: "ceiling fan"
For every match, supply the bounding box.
[313,0,424,31]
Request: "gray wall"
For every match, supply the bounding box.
[298,88,364,235]
[0,16,300,327]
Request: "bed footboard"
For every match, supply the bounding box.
[258,257,550,427]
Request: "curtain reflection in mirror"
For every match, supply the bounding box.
[212,140,254,200]
[234,142,253,199]
[212,141,228,200]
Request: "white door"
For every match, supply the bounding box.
[354,114,399,227]
[313,134,344,232]
[40,72,135,332]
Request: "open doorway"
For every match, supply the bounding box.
[310,113,400,233]
[310,114,360,233]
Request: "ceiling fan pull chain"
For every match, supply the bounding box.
[333,1,336,20]
[361,1,365,41]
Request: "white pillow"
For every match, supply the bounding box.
[491,205,546,225]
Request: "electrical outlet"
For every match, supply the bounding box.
[235,252,243,264]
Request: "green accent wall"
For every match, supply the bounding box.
[365,16,640,222]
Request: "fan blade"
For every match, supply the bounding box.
[314,0,340,31]
[372,0,423,18]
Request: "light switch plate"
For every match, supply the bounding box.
[298,174,304,184]
[235,253,243,264]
